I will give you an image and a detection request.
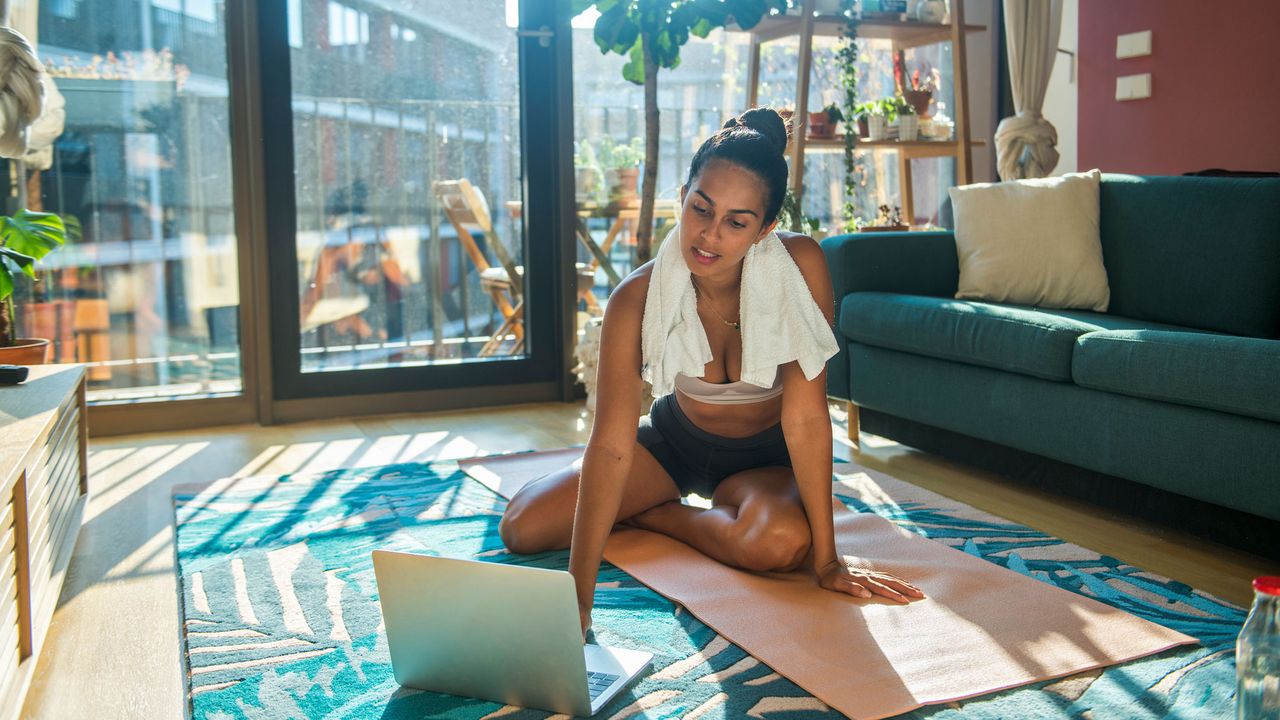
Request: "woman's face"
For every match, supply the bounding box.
[677,159,777,280]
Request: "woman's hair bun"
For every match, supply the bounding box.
[725,107,789,156]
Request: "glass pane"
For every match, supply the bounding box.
[287,0,526,373]
[11,0,242,403]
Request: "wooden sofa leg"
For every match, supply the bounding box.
[846,401,860,450]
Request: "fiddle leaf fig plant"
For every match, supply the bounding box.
[571,0,787,263]
[0,210,68,347]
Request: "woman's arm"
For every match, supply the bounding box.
[777,235,842,571]
[568,269,649,635]
[777,235,924,603]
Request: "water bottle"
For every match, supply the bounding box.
[1239,576,1280,719]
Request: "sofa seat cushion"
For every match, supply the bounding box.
[839,292,1200,382]
[1074,330,1280,423]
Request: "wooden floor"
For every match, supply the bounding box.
[20,401,1279,718]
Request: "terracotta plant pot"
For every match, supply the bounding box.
[808,111,835,139]
[606,167,639,201]
[0,338,51,365]
[904,89,932,117]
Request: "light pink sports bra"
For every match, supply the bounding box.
[674,369,783,405]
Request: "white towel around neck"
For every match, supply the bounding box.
[640,223,839,398]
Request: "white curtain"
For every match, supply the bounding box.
[995,0,1063,180]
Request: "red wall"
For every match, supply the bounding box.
[1078,0,1280,175]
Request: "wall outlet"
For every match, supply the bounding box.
[1115,73,1152,101]
[1116,30,1152,59]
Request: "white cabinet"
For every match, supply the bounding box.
[0,366,87,720]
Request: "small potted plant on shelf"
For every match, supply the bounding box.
[0,210,69,365]
[901,53,942,117]
[865,100,896,141]
[859,204,909,232]
[808,103,844,139]
[893,97,919,141]
[853,102,875,138]
[597,136,645,203]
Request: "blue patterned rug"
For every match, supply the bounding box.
[172,455,1242,719]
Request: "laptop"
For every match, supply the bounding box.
[372,549,652,717]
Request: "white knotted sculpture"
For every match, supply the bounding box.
[0,25,45,159]
[23,73,64,170]
[995,110,1060,181]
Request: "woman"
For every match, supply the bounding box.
[499,108,924,638]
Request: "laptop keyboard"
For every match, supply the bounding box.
[587,671,621,700]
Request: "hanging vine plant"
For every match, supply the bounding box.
[836,1,861,231]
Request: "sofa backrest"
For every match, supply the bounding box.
[1099,174,1280,339]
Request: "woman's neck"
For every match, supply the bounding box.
[692,265,743,297]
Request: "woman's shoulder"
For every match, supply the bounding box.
[776,232,830,286]
[604,262,655,310]
[601,261,655,320]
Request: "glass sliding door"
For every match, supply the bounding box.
[260,0,567,401]
[11,0,243,404]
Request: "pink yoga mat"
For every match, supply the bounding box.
[461,449,1197,720]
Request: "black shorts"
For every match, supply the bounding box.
[636,392,792,499]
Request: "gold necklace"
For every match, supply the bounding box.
[692,280,741,331]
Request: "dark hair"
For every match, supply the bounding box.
[683,107,790,224]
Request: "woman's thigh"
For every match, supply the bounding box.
[500,442,683,552]
[711,465,809,534]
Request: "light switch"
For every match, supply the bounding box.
[1115,73,1152,101]
[1116,30,1152,59]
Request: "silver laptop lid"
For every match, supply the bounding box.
[372,550,592,715]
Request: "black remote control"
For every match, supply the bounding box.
[0,365,30,385]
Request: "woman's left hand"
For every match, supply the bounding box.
[816,559,925,604]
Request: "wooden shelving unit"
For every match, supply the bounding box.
[737,0,985,223]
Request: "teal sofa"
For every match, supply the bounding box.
[821,175,1280,545]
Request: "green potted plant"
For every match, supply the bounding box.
[0,210,69,364]
[893,97,919,141]
[852,101,882,139]
[597,136,645,203]
[866,100,897,141]
[808,102,844,139]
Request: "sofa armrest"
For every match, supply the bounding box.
[820,231,960,298]
[820,231,959,401]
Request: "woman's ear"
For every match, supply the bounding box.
[758,218,779,240]
[679,184,687,206]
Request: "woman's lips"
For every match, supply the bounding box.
[691,245,720,265]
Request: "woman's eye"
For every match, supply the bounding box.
[693,205,710,215]
[729,219,746,229]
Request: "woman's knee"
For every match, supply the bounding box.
[497,504,529,554]
[499,496,552,555]
[732,518,811,572]
[498,477,574,555]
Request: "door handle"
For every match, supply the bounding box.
[515,25,554,48]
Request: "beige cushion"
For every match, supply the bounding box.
[949,169,1110,312]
